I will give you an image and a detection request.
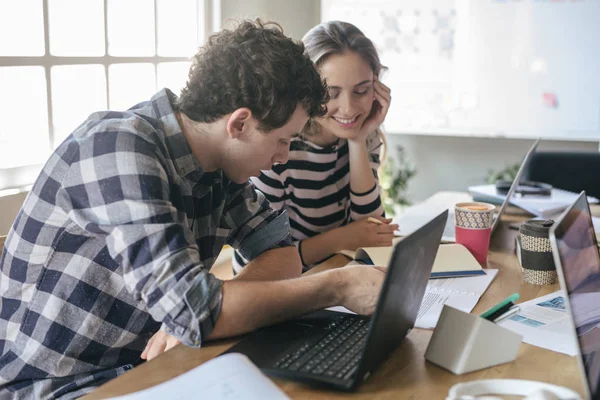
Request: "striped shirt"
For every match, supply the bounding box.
[0,88,292,399]
[234,131,384,272]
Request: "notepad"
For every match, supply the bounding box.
[341,242,485,279]
[110,353,289,400]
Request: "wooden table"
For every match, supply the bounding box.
[86,193,589,399]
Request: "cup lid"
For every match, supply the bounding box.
[519,219,555,237]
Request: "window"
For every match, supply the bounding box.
[0,0,216,190]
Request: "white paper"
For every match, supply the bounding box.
[393,206,456,242]
[415,270,498,329]
[109,353,289,400]
[592,216,600,234]
[497,290,578,356]
[469,184,599,218]
[327,271,498,329]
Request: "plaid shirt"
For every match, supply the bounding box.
[0,89,293,399]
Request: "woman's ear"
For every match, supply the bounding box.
[226,108,253,139]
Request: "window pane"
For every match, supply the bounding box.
[157,0,198,56]
[49,0,105,56]
[0,0,45,56]
[51,65,107,146]
[109,63,156,111]
[108,0,155,56]
[0,67,49,168]
[157,62,191,96]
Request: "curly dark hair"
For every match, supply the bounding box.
[177,19,328,132]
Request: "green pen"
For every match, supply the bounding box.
[480,293,520,319]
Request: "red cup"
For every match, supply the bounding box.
[454,202,495,265]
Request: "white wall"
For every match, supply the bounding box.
[0,191,27,235]
[219,0,319,40]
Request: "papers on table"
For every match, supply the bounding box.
[326,270,498,330]
[415,270,498,329]
[109,353,289,400]
[497,290,578,356]
[469,184,598,218]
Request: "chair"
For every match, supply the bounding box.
[523,151,600,199]
[0,235,6,258]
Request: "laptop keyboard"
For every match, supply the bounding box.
[272,316,369,381]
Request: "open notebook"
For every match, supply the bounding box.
[340,242,485,279]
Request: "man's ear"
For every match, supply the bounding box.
[226,108,253,139]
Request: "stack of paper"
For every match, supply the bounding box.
[469,184,599,218]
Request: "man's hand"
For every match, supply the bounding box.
[141,329,181,361]
[338,265,387,315]
[340,217,398,251]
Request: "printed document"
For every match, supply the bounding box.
[415,269,498,329]
[327,270,498,330]
[497,290,578,356]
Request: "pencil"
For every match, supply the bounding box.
[367,217,383,225]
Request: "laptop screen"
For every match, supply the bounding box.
[490,138,539,233]
[553,193,600,397]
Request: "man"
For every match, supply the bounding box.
[0,20,387,399]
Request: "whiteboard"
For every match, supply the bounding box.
[321,0,600,141]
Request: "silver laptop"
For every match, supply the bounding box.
[550,191,600,400]
[395,138,540,242]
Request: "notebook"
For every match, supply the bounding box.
[341,242,485,279]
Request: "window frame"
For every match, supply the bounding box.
[0,0,220,191]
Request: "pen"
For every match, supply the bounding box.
[480,293,520,320]
[367,217,383,225]
[484,301,515,322]
[493,305,520,323]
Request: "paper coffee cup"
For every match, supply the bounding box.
[454,202,495,265]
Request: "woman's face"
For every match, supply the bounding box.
[317,51,375,140]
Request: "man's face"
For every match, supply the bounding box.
[224,105,309,183]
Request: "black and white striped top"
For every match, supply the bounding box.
[233,131,384,272]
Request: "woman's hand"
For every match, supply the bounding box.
[351,78,392,143]
[340,216,398,251]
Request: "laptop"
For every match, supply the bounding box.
[395,138,540,242]
[550,191,600,400]
[223,210,448,391]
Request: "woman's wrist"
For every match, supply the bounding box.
[329,225,350,252]
[347,135,368,148]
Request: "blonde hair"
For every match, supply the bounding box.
[301,21,388,161]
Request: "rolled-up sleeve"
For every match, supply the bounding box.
[62,128,222,347]
[225,181,294,261]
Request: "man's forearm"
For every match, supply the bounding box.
[234,246,302,281]
[208,269,344,340]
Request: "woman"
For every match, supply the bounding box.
[234,21,397,272]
